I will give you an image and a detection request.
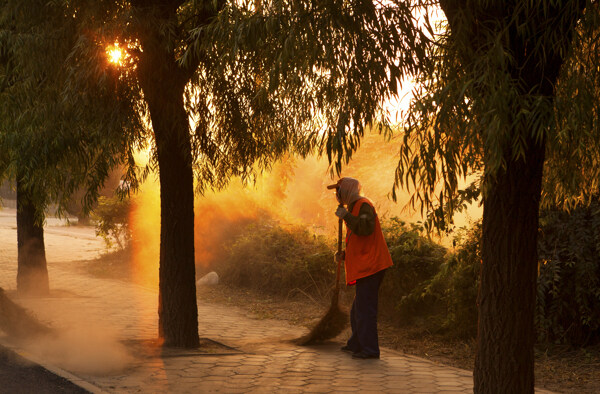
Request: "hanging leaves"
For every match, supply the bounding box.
[394,0,598,231]
[185,0,429,186]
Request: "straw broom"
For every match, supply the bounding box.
[296,208,348,345]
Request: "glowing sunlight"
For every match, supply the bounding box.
[106,43,123,65]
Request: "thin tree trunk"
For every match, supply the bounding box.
[135,6,199,348]
[16,179,49,297]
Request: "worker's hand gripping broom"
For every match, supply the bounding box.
[295,205,348,345]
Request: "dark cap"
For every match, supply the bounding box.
[326,179,342,189]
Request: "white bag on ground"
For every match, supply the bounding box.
[196,271,219,286]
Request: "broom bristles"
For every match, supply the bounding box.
[295,212,348,346]
[295,291,348,346]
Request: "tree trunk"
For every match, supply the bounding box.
[436,2,583,390]
[16,179,49,297]
[154,100,199,348]
[135,6,199,348]
[154,121,198,347]
[475,138,546,393]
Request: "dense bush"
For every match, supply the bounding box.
[440,224,480,338]
[214,216,451,313]
[378,219,447,322]
[396,204,600,344]
[395,204,600,344]
[215,220,336,300]
[537,202,600,345]
[385,221,480,338]
[215,216,468,335]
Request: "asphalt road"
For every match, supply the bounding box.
[0,345,88,394]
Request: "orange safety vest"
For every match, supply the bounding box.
[344,198,393,285]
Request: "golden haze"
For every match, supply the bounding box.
[127,131,482,287]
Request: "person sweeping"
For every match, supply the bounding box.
[329,177,393,359]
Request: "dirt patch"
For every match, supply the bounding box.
[534,345,600,393]
[196,284,328,328]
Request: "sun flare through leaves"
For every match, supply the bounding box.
[106,43,123,65]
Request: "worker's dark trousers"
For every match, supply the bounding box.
[346,269,386,356]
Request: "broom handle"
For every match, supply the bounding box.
[335,205,343,292]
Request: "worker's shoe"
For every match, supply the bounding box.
[340,345,358,354]
[352,351,380,359]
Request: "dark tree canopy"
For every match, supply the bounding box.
[67,0,429,190]
[185,0,428,179]
[395,1,600,229]
[543,3,600,209]
[0,0,144,217]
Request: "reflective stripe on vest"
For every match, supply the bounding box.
[344,198,393,285]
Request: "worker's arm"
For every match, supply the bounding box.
[343,203,375,236]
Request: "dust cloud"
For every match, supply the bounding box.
[128,131,482,283]
[132,133,409,278]
[23,324,134,376]
[0,288,134,376]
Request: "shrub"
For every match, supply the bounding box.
[415,223,480,338]
[385,220,479,338]
[441,223,480,338]
[378,219,448,324]
[213,204,600,345]
[536,202,600,345]
[216,220,336,301]
[395,203,600,344]
[91,196,131,250]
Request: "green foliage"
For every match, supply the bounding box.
[0,0,143,221]
[394,1,599,229]
[187,0,429,181]
[215,216,475,337]
[216,220,335,300]
[441,224,480,337]
[91,196,131,250]
[214,207,600,344]
[378,219,446,318]
[536,202,600,345]
[393,208,600,344]
[543,5,600,210]
[64,0,429,195]
[214,215,453,318]
[382,220,479,338]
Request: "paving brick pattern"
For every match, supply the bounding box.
[0,210,554,393]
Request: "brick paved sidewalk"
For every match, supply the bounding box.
[0,210,553,393]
